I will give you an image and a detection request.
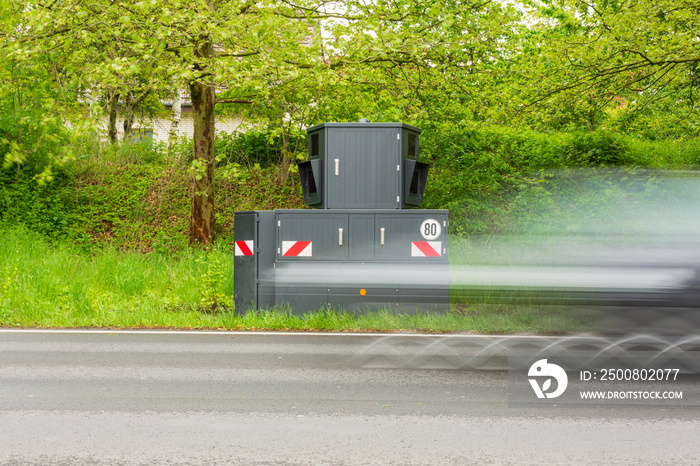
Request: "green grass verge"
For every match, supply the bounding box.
[0,227,598,334]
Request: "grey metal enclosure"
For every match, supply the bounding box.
[235,121,449,314]
[298,122,430,210]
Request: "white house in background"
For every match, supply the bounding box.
[98,95,247,143]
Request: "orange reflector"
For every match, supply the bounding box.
[359,289,367,296]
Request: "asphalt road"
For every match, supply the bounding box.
[1,329,699,465]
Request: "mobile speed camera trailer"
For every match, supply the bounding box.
[234,121,449,314]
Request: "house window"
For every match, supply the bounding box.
[133,128,153,142]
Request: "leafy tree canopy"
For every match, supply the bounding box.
[513,0,700,135]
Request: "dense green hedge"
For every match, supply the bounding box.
[0,160,72,240]
[420,126,700,235]
[2,124,700,248]
[0,109,72,240]
[1,130,306,252]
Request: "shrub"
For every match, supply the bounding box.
[419,125,700,237]
[0,106,72,239]
[215,130,306,167]
[567,131,628,166]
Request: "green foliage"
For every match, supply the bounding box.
[624,138,700,167]
[196,248,234,311]
[2,119,698,246]
[215,130,305,168]
[0,163,71,239]
[513,0,700,134]
[421,125,700,236]
[421,126,561,235]
[51,132,303,251]
[0,103,71,178]
[568,131,628,166]
[0,226,214,322]
[0,124,305,252]
[0,109,72,238]
[505,167,700,238]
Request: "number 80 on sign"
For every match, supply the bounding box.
[420,218,441,240]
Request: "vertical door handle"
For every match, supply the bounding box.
[334,158,339,176]
[380,228,385,246]
[339,228,343,246]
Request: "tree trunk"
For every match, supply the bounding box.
[122,92,135,141]
[188,50,216,247]
[187,0,217,248]
[123,90,151,141]
[588,109,597,131]
[107,90,119,144]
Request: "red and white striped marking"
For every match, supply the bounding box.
[411,241,441,257]
[282,240,312,257]
[234,240,254,256]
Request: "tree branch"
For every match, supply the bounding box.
[216,50,260,58]
[132,88,152,107]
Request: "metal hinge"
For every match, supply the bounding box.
[397,133,400,140]
[397,164,400,172]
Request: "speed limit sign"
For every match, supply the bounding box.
[420,218,441,240]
